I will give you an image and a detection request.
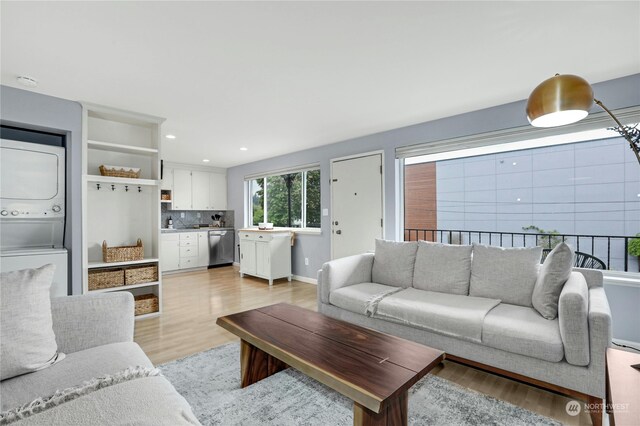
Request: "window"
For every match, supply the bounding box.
[247,167,321,229]
[401,124,640,273]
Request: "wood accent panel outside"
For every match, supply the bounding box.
[404,162,437,241]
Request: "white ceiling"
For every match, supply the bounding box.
[1,1,639,168]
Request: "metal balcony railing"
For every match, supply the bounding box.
[404,228,640,272]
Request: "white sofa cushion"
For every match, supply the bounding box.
[0,264,63,381]
[482,303,564,363]
[532,242,575,319]
[329,283,401,316]
[469,244,542,307]
[413,241,472,295]
[373,288,500,343]
[371,239,418,288]
[0,342,152,411]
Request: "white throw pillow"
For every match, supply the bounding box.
[532,242,575,319]
[0,264,64,381]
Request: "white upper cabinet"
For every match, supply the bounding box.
[167,166,227,211]
[161,166,173,191]
[209,172,227,210]
[172,169,192,210]
[192,171,211,210]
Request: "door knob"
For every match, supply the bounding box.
[336,230,342,235]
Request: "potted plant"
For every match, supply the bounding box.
[628,233,640,272]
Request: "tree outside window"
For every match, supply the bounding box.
[248,169,321,229]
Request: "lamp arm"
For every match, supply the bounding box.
[594,99,640,164]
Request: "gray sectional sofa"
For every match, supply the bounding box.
[317,240,612,425]
[0,291,200,425]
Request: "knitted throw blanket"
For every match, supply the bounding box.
[0,366,160,425]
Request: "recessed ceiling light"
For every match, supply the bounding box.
[240,147,248,151]
[202,159,210,163]
[516,198,521,202]
[512,162,517,166]
[17,75,38,87]
[165,134,176,139]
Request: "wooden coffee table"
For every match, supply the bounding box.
[216,303,444,426]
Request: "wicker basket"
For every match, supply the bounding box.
[134,293,159,316]
[102,239,144,263]
[125,264,158,285]
[161,193,171,201]
[88,268,125,291]
[99,165,141,179]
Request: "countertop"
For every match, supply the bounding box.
[161,227,235,233]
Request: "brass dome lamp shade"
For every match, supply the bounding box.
[526,74,640,164]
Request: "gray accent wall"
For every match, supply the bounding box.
[1,85,83,295]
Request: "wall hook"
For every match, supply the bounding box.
[138,186,142,193]
[125,185,129,192]
[96,183,101,191]
[111,184,115,191]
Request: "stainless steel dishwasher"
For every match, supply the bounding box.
[208,229,235,267]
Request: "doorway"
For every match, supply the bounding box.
[331,153,384,259]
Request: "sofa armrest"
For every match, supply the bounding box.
[587,285,612,367]
[51,292,135,354]
[574,267,604,289]
[558,272,590,366]
[318,253,374,305]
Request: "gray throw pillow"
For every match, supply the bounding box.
[371,239,418,288]
[469,244,542,307]
[532,242,575,319]
[413,241,472,295]
[1,264,64,381]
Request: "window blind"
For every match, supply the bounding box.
[244,162,320,181]
[395,106,640,159]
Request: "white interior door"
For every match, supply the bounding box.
[331,153,383,259]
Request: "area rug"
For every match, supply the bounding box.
[159,343,560,426]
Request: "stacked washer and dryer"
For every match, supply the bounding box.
[0,138,68,297]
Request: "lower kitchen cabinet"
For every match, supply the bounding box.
[238,230,292,285]
[161,231,209,272]
[197,231,209,267]
[160,234,180,272]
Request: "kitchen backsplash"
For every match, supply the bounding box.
[161,204,234,229]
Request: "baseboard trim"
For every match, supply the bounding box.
[293,275,317,285]
[612,338,640,351]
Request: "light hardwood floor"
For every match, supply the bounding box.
[134,266,591,425]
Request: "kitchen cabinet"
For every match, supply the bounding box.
[172,169,192,210]
[160,234,180,272]
[161,231,210,272]
[238,230,292,285]
[161,167,173,191]
[192,171,210,210]
[197,231,209,267]
[209,173,227,210]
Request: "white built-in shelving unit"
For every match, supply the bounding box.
[81,103,165,320]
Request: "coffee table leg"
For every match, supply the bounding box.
[353,390,407,426]
[240,339,288,388]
